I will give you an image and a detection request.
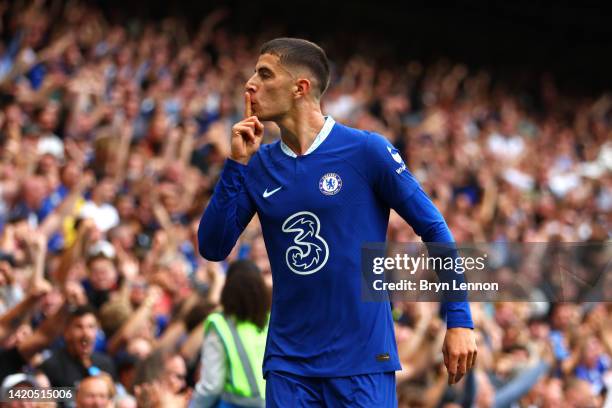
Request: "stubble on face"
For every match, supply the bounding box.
[247,54,296,122]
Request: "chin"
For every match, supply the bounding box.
[259,113,284,123]
[254,107,284,122]
[254,112,272,121]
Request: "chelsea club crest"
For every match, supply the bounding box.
[319,173,342,196]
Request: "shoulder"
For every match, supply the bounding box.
[330,121,370,142]
[204,312,225,331]
[92,352,115,368]
[362,130,394,151]
[92,352,117,377]
[330,122,392,151]
[40,349,64,372]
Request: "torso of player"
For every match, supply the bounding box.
[243,122,388,281]
[240,121,402,376]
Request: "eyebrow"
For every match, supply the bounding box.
[255,66,273,75]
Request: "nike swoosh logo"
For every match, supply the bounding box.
[263,186,282,198]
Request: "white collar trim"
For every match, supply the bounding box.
[280,116,335,158]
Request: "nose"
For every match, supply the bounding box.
[245,75,257,93]
[245,82,256,94]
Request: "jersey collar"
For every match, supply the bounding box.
[279,116,335,158]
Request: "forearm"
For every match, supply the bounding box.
[180,325,205,364]
[111,126,133,187]
[35,303,70,342]
[426,231,472,327]
[30,247,46,286]
[190,331,225,408]
[17,303,71,361]
[155,321,186,351]
[0,296,37,337]
[39,188,82,239]
[179,131,195,167]
[400,187,473,327]
[493,361,550,408]
[107,299,155,355]
[198,159,254,261]
[55,237,84,287]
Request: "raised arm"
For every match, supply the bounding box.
[197,93,261,261]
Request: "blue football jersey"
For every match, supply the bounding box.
[198,116,473,378]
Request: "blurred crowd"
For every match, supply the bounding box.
[0,1,610,407]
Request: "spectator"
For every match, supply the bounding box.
[190,260,270,408]
[75,374,115,408]
[0,279,84,384]
[82,242,119,309]
[0,373,39,408]
[40,305,116,388]
[132,350,190,407]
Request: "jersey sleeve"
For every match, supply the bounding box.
[365,132,474,329]
[198,158,256,261]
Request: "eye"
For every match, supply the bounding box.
[259,70,272,79]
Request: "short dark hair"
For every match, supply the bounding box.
[260,37,330,96]
[68,304,98,325]
[132,349,179,389]
[221,260,270,330]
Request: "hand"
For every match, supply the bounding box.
[443,327,477,385]
[230,92,264,165]
[119,258,139,281]
[25,231,47,255]
[13,224,34,248]
[116,245,139,281]
[63,281,87,306]
[144,285,163,307]
[76,171,95,192]
[28,279,52,299]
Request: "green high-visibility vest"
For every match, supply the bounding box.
[204,312,267,407]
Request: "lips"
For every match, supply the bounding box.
[78,337,94,353]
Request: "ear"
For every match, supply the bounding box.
[293,78,311,98]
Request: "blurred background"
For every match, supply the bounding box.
[0,0,610,407]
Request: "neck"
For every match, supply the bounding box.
[277,103,325,156]
[68,347,92,367]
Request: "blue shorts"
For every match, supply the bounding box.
[265,371,397,408]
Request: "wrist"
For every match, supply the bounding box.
[228,155,249,166]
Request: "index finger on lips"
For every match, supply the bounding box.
[245,92,252,118]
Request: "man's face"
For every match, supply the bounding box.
[96,180,116,204]
[89,258,118,291]
[61,162,80,188]
[76,377,112,408]
[245,53,296,121]
[23,177,47,210]
[65,314,98,360]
